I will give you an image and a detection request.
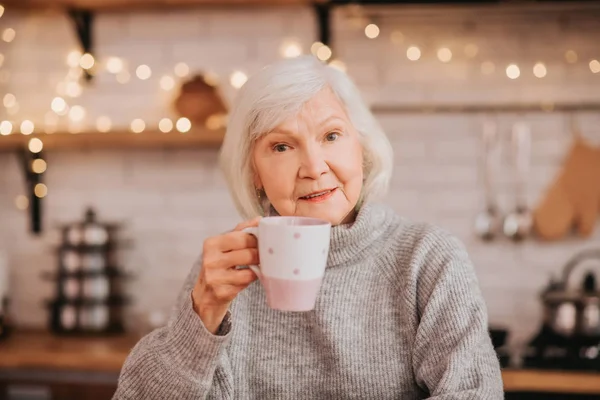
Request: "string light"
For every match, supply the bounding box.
[316,45,332,61]
[130,119,145,133]
[34,183,48,198]
[3,93,16,108]
[158,118,173,133]
[15,195,29,211]
[0,121,12,135]
[506,64,520,79]
[106,57,124,74]
[28,138,43,153]
[437,48,452,63]
[160,75,175,91]
[407,46,421,61]
[136,65,152,80]
[32,159,47,174]
[5,16,599,150]
[481,61,495,75]
[230,71,248,89]
[2,28,15,43]
[565,50,578,64]
[311,42,324,56]
[67,51,82,68]
[533,62,547,78]
[96,116,112,132]
[465,44,479,58]
[0,5,4,18]
[174,62,190,77]
[364,24,380,39]
[280,40,302,59]
[79,53,95,70]
[20,120,34,135]
[68,105,86,122]
[51,97,67,114]
[176,117,191,133]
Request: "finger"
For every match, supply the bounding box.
[234,216,262,232]
[226,268,258,286]
[208,231,258,253]
[205,268,257,291]
[220,248,259,269]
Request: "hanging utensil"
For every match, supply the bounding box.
[475,120,502,241]
[503,121,533,241]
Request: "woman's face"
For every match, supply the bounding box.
[252,88,364,225]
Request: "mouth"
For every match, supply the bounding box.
[299,188,337,202]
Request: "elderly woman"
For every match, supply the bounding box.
[114,55,504,399]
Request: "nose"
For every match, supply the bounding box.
[298,146,329,180]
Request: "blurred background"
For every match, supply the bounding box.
[0,0,600,399]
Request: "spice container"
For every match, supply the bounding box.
[44,207,133,336]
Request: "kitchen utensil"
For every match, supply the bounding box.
[44,208,132,335]
[474,120,502,241]
[540,249,600,338]
[503,121,533,241]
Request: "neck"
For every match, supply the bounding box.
[327,202,397,267]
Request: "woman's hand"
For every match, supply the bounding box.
[192,218,261,334]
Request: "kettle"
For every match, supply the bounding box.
[541,249,600,338]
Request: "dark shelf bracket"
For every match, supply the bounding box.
[68,8,95,82]
[18,147,44,235]
[314,3,332,50]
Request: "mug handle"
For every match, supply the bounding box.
[242,227,262,279]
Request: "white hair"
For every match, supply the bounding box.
[219,55,393,220]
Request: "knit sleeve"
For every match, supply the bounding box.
[112,259,234,400]
[411,227,504,399]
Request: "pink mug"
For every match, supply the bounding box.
[243,216,331,312]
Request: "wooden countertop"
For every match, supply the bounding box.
[0,330,141,373]
[502,368,600,394]
[1,331,600,394]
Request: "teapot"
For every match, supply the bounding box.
[541,249,600,338]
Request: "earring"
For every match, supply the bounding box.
[256,187,270,216]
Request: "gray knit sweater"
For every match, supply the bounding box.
[114,203,504,399]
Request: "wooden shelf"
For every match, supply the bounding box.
[0,129,225,152]
[1,0,323,11]
[502,368,600,394]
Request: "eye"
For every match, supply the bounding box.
[325,132,340,142]
[273,143,290,153]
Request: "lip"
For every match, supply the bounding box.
[299,188,337,203]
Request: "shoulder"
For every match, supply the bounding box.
[374,205,474,290]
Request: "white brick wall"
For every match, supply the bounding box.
[1,4,600,350]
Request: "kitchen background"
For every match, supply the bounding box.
[1,1,600,396]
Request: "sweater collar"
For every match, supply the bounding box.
[327,202,396,267]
